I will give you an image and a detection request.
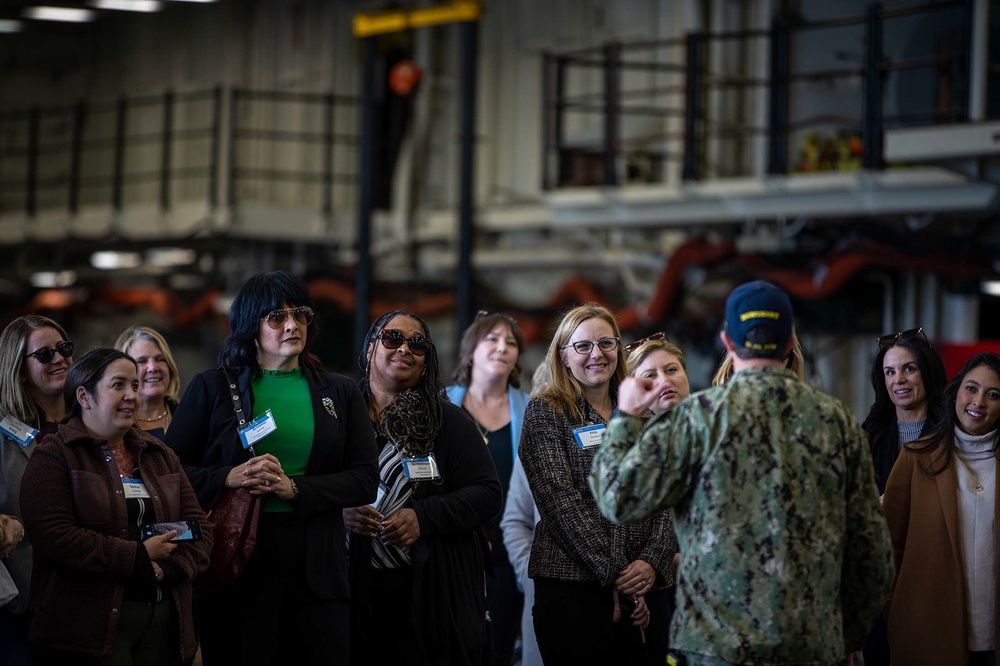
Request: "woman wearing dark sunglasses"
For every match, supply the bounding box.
[345,310,502,666]
[518,304,673,666]
[164,271,378,666]
[0,314,73,665]
[860,327,947,666]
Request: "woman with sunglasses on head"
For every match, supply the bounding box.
[863,327,947,496]
[519,305,674,666]
[20,347,211,666]
[345,310,502,666]
[115,327,180,439]
[883,352,1000,665]
[445,311,530,666]
[859,326,947,666]
[621,332,690,664]
[164,271,378,666]
[0,315,74,665]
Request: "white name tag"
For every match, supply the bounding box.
[0,416,38,448]
[239,409,277,450]
[122,479,151,499]
[572,424,606,449]
[402,454,441,481]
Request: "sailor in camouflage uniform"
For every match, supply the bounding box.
[590,281,893,666]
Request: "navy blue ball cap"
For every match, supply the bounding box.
[724,280,793,352]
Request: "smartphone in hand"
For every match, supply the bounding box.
[140,520,202,542]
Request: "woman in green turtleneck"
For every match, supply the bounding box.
[165,271,378,666]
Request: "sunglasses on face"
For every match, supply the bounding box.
[378,329,432,356]
[876,327,927,349]
[261,307,314,330]
[624,331,669,353]
[562,337,620,355]
[24,341,74,364]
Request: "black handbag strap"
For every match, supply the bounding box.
[218,367,253,456]
[218,367,247,429]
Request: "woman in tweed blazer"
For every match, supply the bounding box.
[518,304,675,666]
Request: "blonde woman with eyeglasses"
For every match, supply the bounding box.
[164,271,378,666]
[518,305,674,666]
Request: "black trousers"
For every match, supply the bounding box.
[198,512,350,666]
[533,578,646,666]
[487,557,523,666]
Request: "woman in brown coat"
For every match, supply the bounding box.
[884,352,1000,666]
[20,348,211,665]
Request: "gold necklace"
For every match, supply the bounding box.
[136,410,169,423]
[955,451,987,492]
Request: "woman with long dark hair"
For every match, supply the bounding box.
[862,327,947,495]
[165,271,378,666]
[345,310,502,665]
[884,352,1000,665]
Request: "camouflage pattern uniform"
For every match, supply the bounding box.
[590,367,893,665]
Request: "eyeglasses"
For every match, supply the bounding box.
[625,332,669,353]
[24,341,74,364]
[378,329,432,356]
[562,337,620,355]
[261,307,314,329]
[876,327,927,349]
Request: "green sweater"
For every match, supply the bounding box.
[252,368,314,512]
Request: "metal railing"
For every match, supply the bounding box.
[0,86,361,217]
[542,0,975,188]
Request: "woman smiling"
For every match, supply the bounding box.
[519,305,674,665]
[884,353,1000,665]
[20,348,210,665]
[115,326,180,439]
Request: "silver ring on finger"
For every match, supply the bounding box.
[264,480,271,487]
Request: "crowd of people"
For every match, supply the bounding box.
[0,271,996,666]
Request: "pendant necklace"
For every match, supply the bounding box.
[955,452,988,492]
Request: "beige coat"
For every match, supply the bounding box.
[883,445,1000,665]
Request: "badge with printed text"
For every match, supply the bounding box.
[402,454,441,481]
[572,424,606,449]
[239,409,277,451]
[0,415,38,448]
[122,478,151,499]
[322,397,338,418]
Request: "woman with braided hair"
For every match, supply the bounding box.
[345,310,503,666]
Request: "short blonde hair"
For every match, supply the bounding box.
[114,326,181,403]
[538,304,627,422]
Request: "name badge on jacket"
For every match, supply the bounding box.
[122,478,151,499]
[402,454,441,481]
[0,416,38,448]
[573,424,606,449]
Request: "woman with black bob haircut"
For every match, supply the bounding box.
[862,328,947,495]
[345,309,502,666]
[20,348,210,665]
[165,271,378,666]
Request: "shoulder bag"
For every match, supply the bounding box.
[201,368,261,588]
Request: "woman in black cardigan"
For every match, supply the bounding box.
[164,271,378,666]
[344,310,502,666]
